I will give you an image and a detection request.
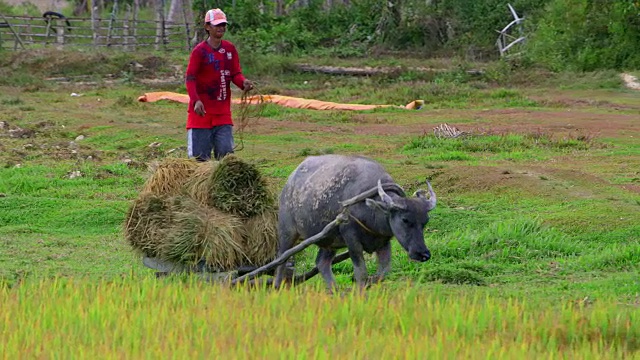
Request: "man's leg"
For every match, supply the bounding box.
[211,124,234,160]
[187,128,214,161]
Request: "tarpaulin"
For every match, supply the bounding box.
[137,92,424,111]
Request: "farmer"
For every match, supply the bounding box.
[185,8,253,161]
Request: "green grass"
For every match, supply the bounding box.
[1,49,640,357]
[404,133,597,156]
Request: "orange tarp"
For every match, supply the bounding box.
[137,92,424,111]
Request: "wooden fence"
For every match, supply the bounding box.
[0,13,195,51]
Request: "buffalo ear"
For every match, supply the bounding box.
[366,198,389,213]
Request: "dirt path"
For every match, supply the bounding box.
[248,108,640,138]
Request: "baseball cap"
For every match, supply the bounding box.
[205,9,227,26]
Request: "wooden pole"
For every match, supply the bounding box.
[231,212,350,285]
[242,252,351,287]
[56,19,65,49]
[132,0,139,50]
[180,0,191,51]
[107,0,118,46]
[161,0,166,50]
[123,4,131,50]
[155,0,165,50]
[91,3,98,45]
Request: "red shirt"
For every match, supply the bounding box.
[185,40,246,129]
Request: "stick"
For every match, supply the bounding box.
[240,251,351,287]
[289,251,351,284]
[231,212,349,285]
[340,183,405,207]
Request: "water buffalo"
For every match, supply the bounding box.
[274,154,437,290]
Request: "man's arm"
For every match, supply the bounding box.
[185,48,202,107]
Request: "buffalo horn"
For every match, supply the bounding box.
[377,179,395,207]
[414,179,437,211]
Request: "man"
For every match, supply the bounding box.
[185,8,253,161]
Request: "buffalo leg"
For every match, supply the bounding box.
[274,225,298,289]
[371,241,392,284]
[346,245,368,289]
[341,228,369,289]
[316,248,337,291]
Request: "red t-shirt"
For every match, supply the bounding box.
[185,40,246,129]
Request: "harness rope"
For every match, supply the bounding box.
[344,186,404,237]
[348,213,381,236]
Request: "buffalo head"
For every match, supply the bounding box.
[366,179,436,262]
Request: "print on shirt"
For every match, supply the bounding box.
[218,70,227,100]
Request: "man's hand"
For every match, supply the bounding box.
[194,100,205,116]
[243,79,254,92]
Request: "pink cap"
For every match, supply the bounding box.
[205,8,227,25]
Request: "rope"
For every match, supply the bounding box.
[234,85,266,152]
[348,213,382,236]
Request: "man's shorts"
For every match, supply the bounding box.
[187,125,234,161]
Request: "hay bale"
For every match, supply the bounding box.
[184,161,220,207]
[126,155,280,272]
[141,158,199,196]
[242,208,279,266]
[123,193,172,258]
[161,196,247,271]
[207,155,274,218]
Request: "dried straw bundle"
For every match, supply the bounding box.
[161,196,247,271]
[207,155,275,218]
[141,158,199,196]
[184,161,220,207]
[241,208,279,266]
[126,155,279,271]
[123,193,172,258]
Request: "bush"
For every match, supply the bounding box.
[527,0,640,71]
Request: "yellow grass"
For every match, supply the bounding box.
[141,158,200,196]
[1,278,638,359]
[165,196,246,270]
[242,209,279,266]
[184,161,221,207]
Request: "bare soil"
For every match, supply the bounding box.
[247,108,640,138]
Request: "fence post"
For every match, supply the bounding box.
[91,4,99,45]
[56,19,65,49]
[107,0,118,46]
[181,0,191,51]
[155,0,165,51]
[133,0,139,50]
[123,4,131,50]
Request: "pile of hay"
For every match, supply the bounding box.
[124,155,278,271]
[142,158,200,196]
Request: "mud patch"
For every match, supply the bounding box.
[620,184,640,194]
[0,121,35,139]
[429,165,548,196]
[534,97,640,111]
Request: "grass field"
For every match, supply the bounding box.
[0,48,639,357]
